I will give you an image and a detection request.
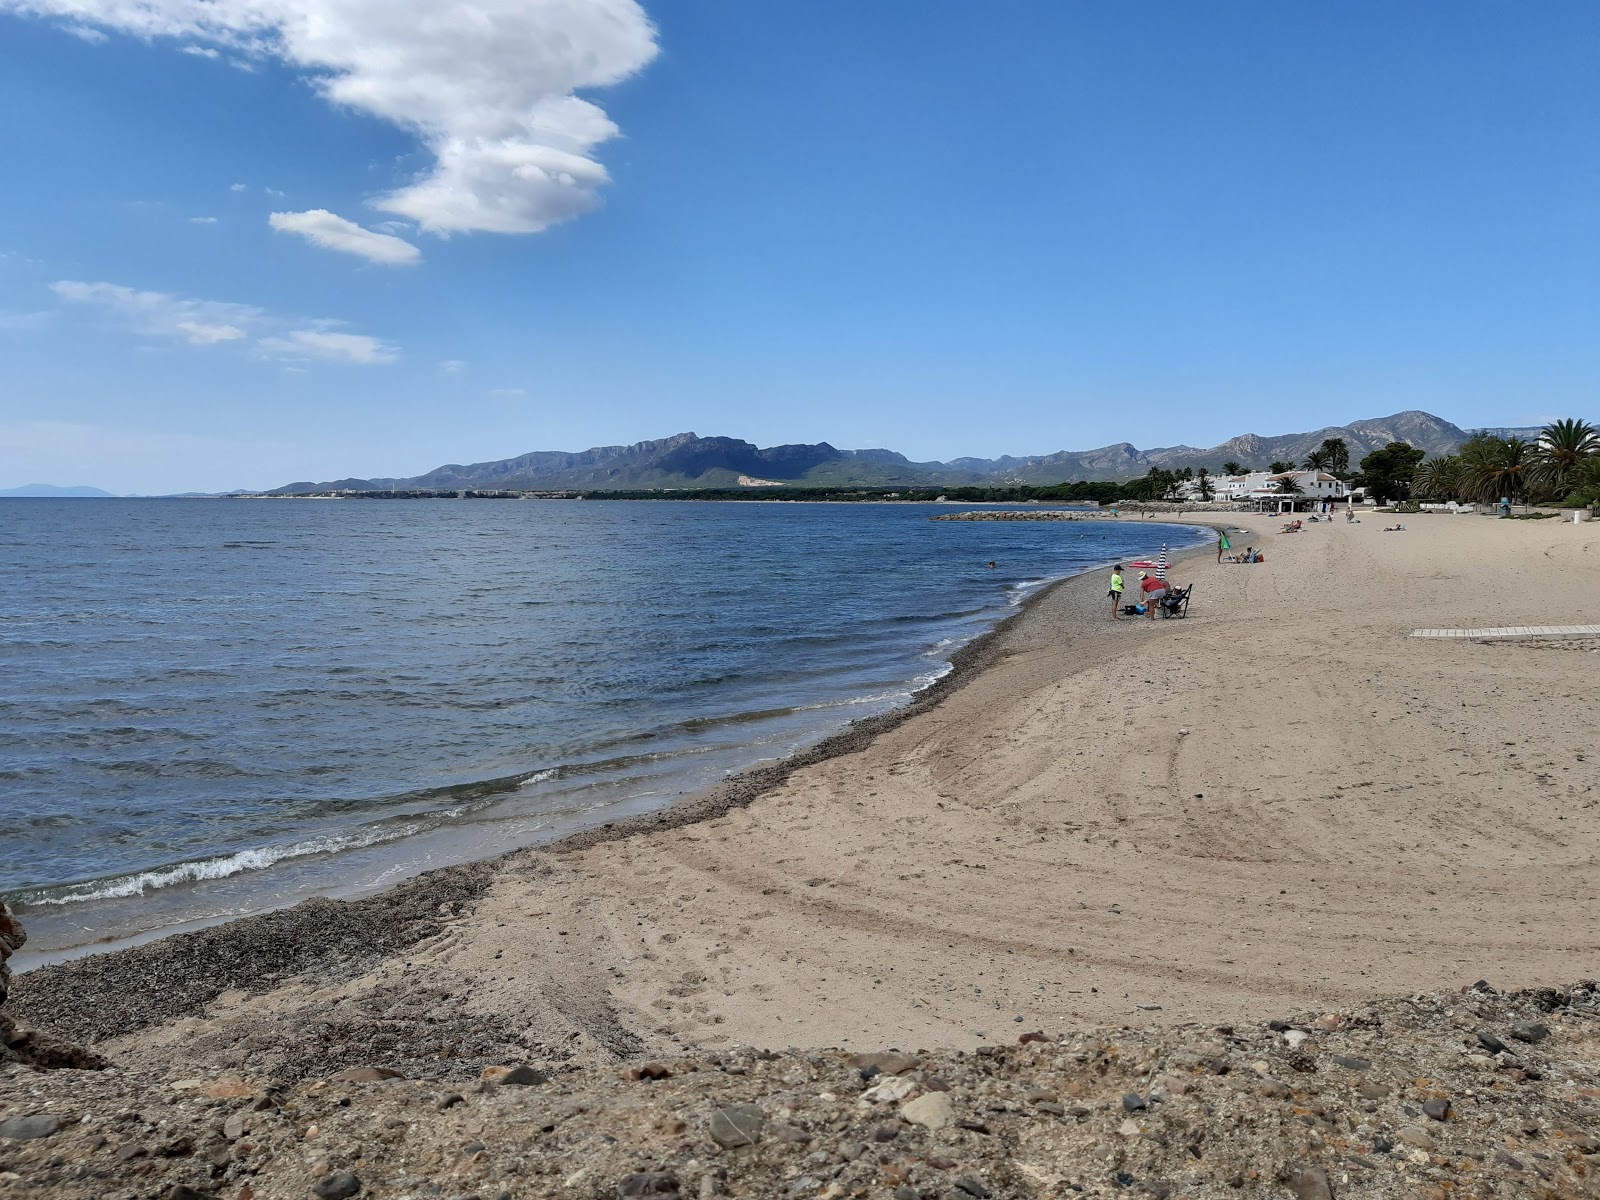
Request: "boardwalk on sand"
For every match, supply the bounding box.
[1411,624,1600,640]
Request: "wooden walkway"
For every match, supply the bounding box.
[1411,624,1600,640]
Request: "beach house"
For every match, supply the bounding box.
[1188,470,1349,508]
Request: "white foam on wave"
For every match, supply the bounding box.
[19,819,430,908]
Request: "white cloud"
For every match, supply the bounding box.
[50,278,395,363]
[487,387,527,400]
[188,215,218,224]
[51,280,262,346]
[269,208,420,265]
[257,329,396,364]
[2,0,659,237]
[438,359,466,373]
[62,23,104,41]
[180,43,217,57]
[229,182,247,192]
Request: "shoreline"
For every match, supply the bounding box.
[10,523,1224,1022]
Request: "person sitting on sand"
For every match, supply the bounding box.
[1109,564,1125,621]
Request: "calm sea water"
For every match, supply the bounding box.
[1,499,1206,957]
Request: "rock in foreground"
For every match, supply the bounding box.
[0,981,1597,1198]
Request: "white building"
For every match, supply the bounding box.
[1181,470,1348,504]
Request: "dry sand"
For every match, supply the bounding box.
[15,510,1600,1075]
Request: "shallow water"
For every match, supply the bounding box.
[0,498,1207,956]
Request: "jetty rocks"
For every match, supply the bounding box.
[0,903,105,1072]
[2,980,1599,1198]
[932,510,1088,522]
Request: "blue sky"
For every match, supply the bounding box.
[1,1,1597,493]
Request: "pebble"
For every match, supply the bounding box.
[312,1172,362,1199]
[1421,1098,1451,1121]
[862,1075,916,1103]
[1397,1128,1437,1151]
[871,1124,899,1143]
[1331,1055,1371,1071]
[498,1065,547,1086]
[952,1179,991,1198]
[1287,1166,1334,1200]
[618,1171,680,1197]
[1121,1093,1147,1112]
[708,1104,766,1149]
[1509,1022,1551,1044]
[1283,1030,1310,1049]
[164,1187,210,1200]
[0,1115,60,1141]
[901,1091,955,1130]
[1476,1031,1508,1055]
[1357,1082,1390,1100]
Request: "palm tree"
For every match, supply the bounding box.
[1302,449,1331,472]
[1460,435,1535,503]
[1275,473,1303,495]
[1412,455,1463,501]
[1196,467,1215,501]
[1222,461,1244,477]
[1268,460,1295,474]
[1572,455,1600,504]
[1320,437,1350,478]
[1533,418,1600,496]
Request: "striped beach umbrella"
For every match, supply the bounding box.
[1156,545,1168,581]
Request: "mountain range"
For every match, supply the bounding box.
[268,411,1540,494]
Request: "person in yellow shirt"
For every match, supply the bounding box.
[1108,564,1125,621]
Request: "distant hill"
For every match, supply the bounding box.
[0,484,116,497]
[268,411,1543,494]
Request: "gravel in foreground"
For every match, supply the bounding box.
[3,980,1598,1199]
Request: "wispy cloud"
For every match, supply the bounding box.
[50,279,397,364]
[258,328,396,365]
[180,44,218,58]
[269,208,420,265]
[0,0,658,237]
[188,215,218,224]
[0,309,55,331]
[229,182,247,193]
[439,359,466,373]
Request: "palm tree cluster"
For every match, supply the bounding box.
[1302,437,1349,476]
[1411,419,1600,505]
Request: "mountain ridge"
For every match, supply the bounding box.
[263,410,1542,493]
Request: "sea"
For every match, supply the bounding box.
[1,498,1208,963]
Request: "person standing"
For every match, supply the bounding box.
[1139,571,1167,619]
[1217,530,1231,562]
[1108,564,1125,620]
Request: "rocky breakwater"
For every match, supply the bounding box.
[0,902,105,1072]
[931,511,1089,522]
[2,980,1599,1198]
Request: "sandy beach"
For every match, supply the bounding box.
[13,508,1600,1067]
[6,508,1600,1199]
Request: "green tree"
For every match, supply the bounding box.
[1569,456,1600,505]
[1356,441,1426,503]
[1222,460,1245,476]
[1268,460,1295,474]
[1275,473,1304,496]
[1412,455,1464,501]
[1320,437,1350,477]
[1459,434,1535,503]
[1532,418,1600,497]
[1302,449,1331,472]
[1196,467,1215,500]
